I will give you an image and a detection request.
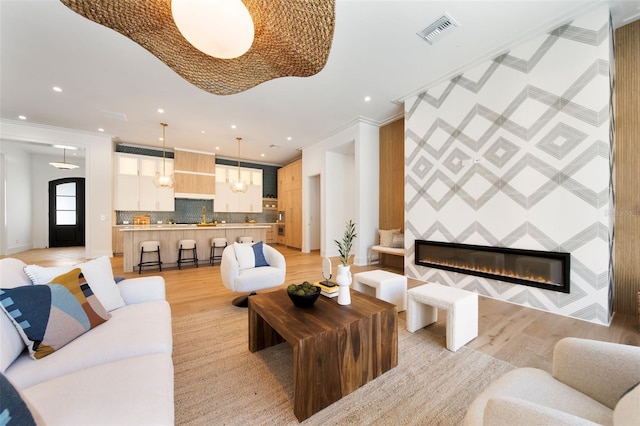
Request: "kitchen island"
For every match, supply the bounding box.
[120,224,269,272]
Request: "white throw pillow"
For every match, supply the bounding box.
[234,242,255,271]
[23,256,125,312]
[78,256,125,312]
[379,229,400,247]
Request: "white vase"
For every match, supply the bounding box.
[336,264,352,305]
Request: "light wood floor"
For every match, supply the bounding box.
[3,246,639,374]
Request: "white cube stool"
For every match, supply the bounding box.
[353,270,407,311]
[407,283,478,352]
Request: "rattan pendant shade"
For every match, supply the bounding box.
[60,0,336,96]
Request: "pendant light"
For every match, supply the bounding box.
[49,148,79,170]
[152,122,174,188]
[229,137,248,193]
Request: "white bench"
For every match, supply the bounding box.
[368,245,405,265]
[353,270,407,311]
[406,283,478,352]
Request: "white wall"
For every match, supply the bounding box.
[0,142,32,254]
[302,119,379,265]
[0,120,113,258]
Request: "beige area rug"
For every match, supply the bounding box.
[173,305,514,425]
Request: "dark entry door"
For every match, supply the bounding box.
[49,178,85,247]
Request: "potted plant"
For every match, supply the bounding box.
[334,220,357,305]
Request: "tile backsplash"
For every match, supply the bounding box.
[116,198,277,224]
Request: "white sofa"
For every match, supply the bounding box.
[0,257,174,425]
[464,337,640,426]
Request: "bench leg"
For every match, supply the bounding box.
[406,298,438,332]
[446,297,478,352]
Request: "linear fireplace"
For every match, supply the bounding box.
[414,240,570,293]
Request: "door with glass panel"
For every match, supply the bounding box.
[48,178,85,247]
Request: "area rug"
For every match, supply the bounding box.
[172,305,514,425]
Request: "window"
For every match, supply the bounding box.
[56,182,76,225]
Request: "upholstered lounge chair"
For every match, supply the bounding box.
[220,242,286,307]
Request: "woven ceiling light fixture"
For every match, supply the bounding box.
[59,0,336,96]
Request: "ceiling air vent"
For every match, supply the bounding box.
[417,13,460,45]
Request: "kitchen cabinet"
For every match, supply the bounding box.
[277,159,302,249]
[174,149,216,199]
[214,164,263,212]
[114,153,174,211]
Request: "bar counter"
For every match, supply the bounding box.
[120,224,269,272]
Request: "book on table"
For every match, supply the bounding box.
[315,281,339,298]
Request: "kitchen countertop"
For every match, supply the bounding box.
[118,224,273,231]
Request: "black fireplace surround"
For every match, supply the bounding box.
[415,240,570,293]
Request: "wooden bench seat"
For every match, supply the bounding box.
[368,245,405,265]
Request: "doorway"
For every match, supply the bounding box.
[49,178,85,247]
[308,174,321,251]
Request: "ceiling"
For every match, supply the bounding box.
[1,0,639,165]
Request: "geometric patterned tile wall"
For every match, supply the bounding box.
[404,7,613,325]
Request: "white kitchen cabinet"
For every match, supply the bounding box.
[114,153,175,211]
[213,165,263,213]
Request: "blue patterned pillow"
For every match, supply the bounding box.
[0,268,110,360]
[0,374,39,425]
[252,241,270,267]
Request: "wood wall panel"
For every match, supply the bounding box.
[174,173,216,195]
[379,119,404,269]
[614,20,640,317]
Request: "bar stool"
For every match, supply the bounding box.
[210,237,227,265]
[238,236,254,244]
[138,241,162,274]
[177,239,198,270]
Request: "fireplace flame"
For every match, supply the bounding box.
[422,259,558,285]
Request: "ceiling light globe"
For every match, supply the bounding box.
[172,0,254,59]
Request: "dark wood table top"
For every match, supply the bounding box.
[249,289,396,344]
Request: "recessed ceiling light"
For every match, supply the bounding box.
[53,86,62,92]
[157,108,164,113]
[286,137,292,141]
[201,130,205,134]
[364,96,371,102]
[260,153,265,157]
[159,137,164,141]
[18,115,26,120]
[98,128,104,132]
[231,124,237,129]
[215,146,220,150]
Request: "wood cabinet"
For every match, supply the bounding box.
[265,224,277,244]
[112,226,124,255]
[114,153,175,211]
[214,164,263,212]
[174,149,215,199]
[278,159,302,249]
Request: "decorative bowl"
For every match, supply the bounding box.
[287,285,320,308]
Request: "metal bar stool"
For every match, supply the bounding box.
[238,236,254,244]
[210,237,227,265]
[138,240,162,274]
[177,239,198,270]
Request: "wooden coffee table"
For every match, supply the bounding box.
[248,290,398,421]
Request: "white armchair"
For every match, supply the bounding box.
[464,337,640,425]
[220,242,286,307]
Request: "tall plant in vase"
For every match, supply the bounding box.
[334,220,357,305]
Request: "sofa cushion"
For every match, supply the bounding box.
[378,229,400,247]
[390,232,404,248]
[0,269,110,360]
[23,354,174,426]
[252,241,269,267]
[5,300,172,389]
[234,242,269,270]
[0,259,31,373]
[23,256,125,312]
[0,373,42,426]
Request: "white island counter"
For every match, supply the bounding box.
[120,224,269,272]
